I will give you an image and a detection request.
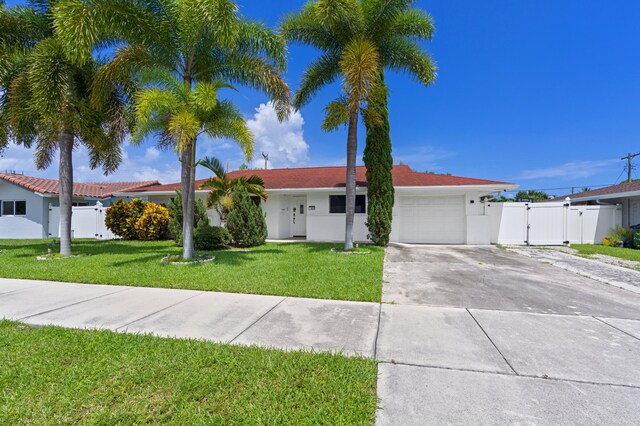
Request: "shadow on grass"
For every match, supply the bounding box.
[210,248,286,266]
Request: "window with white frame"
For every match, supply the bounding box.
[329,195,366,214]
[1,200,27,216]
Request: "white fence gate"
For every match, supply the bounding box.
[48,202,114,240]
[486,201,622,246]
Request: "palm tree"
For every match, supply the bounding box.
[0,1,128,255]
[282,0,382,249]
[131,73,254,234]
[54,0,291,259]
[282,0,436,246]
[198,156,267,223]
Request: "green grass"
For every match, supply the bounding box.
[0,320,377,424]
[0,240,384,302]
[571,244,640,264]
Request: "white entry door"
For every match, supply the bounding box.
[291,196,307,237]
[398,196,466,244]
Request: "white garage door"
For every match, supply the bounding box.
[399,196,466,244]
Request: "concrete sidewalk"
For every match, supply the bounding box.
[0,278,381,356]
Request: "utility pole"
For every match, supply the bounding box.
[621,152,640,182]
[261,152,269,170]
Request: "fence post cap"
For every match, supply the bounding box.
[565,197,571,202]
[96,201,103,207]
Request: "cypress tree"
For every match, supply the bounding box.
[363,71,394,246]
[226,189,268,247]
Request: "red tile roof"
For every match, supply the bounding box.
[549,180,640,202]
[0,173,159,198]
[126,165,512,193]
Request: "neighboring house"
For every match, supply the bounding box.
[117,165,517,244]
[550,181,640,228]
[0,172,158,239]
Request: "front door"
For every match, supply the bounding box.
[291,196,307,237]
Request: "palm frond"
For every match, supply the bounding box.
[167,109,200,153]
[191,80,234,113]
[28,37,73,118]
[363,0,413,33]
[91,44,154,110]
[293,52,340,109]
[385,9,434,41]
[379,37,436,86]
[315,0,364,37]
[211,52,291,120]
[340,37,380,109]
[197,155,226,179]
[53,0,174,64]
[322,97,349,132]
[236,19,287,71]
[280,6,341,52]
[203,100,254,161]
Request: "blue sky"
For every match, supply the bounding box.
[2,0,639,197]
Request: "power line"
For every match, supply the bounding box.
[502,183,614,194]
[621,151,640,183]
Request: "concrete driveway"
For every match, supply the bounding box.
[377,245,640,425]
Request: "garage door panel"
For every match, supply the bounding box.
[399,196,466,244]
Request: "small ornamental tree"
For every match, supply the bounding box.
[167,191,208,243]
[226,190,267,248]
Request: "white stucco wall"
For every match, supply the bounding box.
[306,191,370,242]
[0,181,48,239]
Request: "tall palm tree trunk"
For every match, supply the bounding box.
[344,108,359,250]
[58,129,74,255]
[180,76,196,259]
[181,142,195,259]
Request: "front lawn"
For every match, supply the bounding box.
[571,244,640,264]
[0,240,384,302]
[0,320,377,424]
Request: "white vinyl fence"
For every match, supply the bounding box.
[486,200,622,246]
[48,202,114,240]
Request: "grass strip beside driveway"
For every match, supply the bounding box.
[0,240,384,302]
[0,320,378,424]
[571,244,640,265]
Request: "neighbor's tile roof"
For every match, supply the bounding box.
[0,173,159,198]
[549,180,640,202]
[126,165,512,193]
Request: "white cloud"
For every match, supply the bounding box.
[517,160,618,180]
[144,147,161,162]
[246,102,309,169]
